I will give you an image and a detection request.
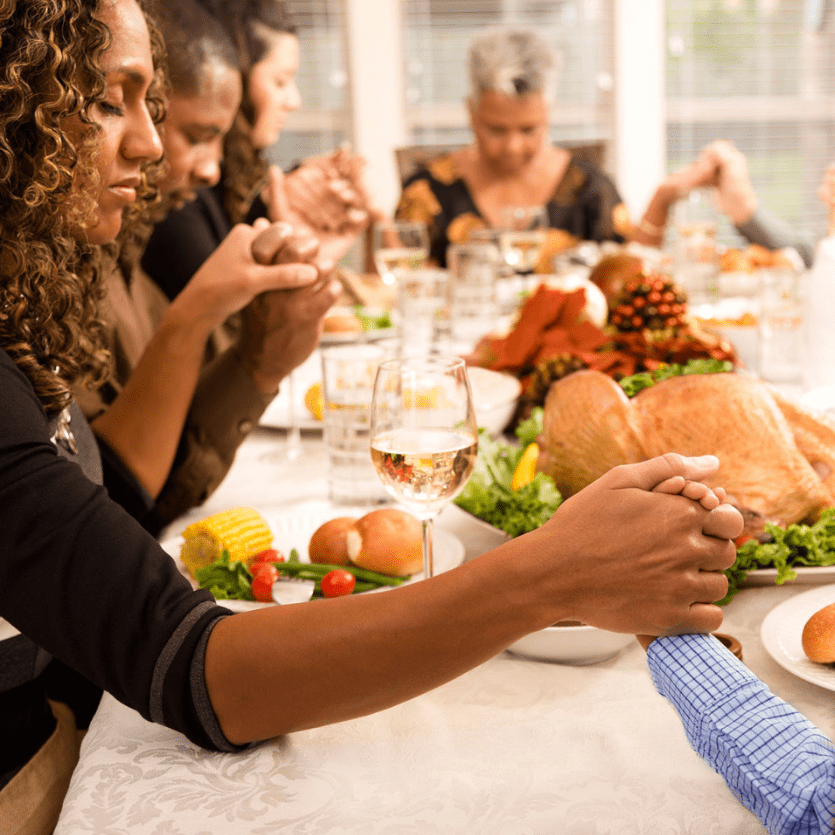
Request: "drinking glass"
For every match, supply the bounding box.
[372,220,430,285]
[370,356,478,578]
[497,205,548,276]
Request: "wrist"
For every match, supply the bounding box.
[725,195,758,226]
[234,346,285,398]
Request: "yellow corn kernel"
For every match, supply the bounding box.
[180,507,273,578]
[511,443,540,491]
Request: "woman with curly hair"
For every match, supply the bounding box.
[140,0,381,301]
[0,0,323,827]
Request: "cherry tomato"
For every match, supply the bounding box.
[251,564,280,602]
[320,569,356,598]
[249,548,284,574]
[734,534,754,549]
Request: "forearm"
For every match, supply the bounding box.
[149,350,272,530]
[648,634,835,835]
[736,207,816,268]
[91,303,213,498]
[629,182,679,247]
[205,538,557,744]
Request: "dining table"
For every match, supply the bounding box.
[52,410,835,835]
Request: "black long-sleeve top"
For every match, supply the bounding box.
[0,348,240,786]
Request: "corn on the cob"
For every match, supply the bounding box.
[180,506,273,578]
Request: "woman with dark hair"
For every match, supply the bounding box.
[77,0,340,531]
[141,0,377,301]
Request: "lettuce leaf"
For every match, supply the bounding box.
[721,508,835,604]
[195,549,254,601]
[454,409,561,537]
[618,358,734,398]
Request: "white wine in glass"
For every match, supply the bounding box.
[373,220,429,285]
[497,205,548,275]
[370,356,478,578]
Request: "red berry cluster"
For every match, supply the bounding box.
[609,272,688,333]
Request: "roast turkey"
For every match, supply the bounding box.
[536,370,835,532]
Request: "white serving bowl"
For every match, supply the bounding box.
[507,622,635,665]
[467,366,522,436]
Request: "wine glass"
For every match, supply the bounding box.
[372,220,430,285]
[370,356,478,578]
[497,205,548,276]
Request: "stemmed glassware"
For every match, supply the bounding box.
[497,205,548,276]
[370,356,478,578]
[372,220,430,285]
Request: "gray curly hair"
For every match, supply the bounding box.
[468,26,557,102]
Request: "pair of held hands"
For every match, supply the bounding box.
[181,149,385,397]
[192,147,383,396]
[660,139,759,225]
[530,452,743,645]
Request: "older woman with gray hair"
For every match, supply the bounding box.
[395,25,631,268]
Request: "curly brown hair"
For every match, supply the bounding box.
[0,0,166,416]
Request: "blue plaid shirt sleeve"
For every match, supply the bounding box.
[647,633,835,835]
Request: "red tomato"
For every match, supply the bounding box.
[734,534,754,549]
[251,564,280,602]
[320,569,356,598]
[249,549,284,574]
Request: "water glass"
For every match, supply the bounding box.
[396,268,450,356]
[446,242,499,348]
[758,268,806,390]
[320,344,391,505]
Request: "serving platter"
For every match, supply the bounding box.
[740,566,835,588]
[760,584,835,692]
[160,503,465,612]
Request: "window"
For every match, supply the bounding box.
[666,0,835,246]
[267,1,351,171]
[402,1,616,152]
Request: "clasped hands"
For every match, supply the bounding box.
[539,453,743,641]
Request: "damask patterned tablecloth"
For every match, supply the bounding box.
[53,431,835,834]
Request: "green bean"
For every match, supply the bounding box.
[271,560,407,587]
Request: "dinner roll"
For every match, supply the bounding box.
[308,517,357,565]
[801,601,835,663]
[346,508,423,577]
[323,313,363,334]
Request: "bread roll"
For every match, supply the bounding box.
[346,508,423,577]
[801,601,835,663]
[308,517,357,565]
[323,314,363,334]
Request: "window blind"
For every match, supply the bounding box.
[266,0,351,171]
[666,0,835,247]
[401,0,616,157]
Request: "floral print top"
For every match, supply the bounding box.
[395,151,631,271]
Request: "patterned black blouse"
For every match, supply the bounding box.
[395,151,631,269]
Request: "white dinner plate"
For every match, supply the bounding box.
[319,306,397,346]
[160,504,465,612]
[760,584,835,692]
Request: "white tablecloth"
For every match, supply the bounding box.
[54,429,835,835]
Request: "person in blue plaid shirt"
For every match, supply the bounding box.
[643,632,835,834]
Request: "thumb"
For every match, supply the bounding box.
[613,453,721,493]
[266,164,292,224]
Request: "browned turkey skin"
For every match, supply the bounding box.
[536,371,835,536]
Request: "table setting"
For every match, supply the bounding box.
[55,235,835,835]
